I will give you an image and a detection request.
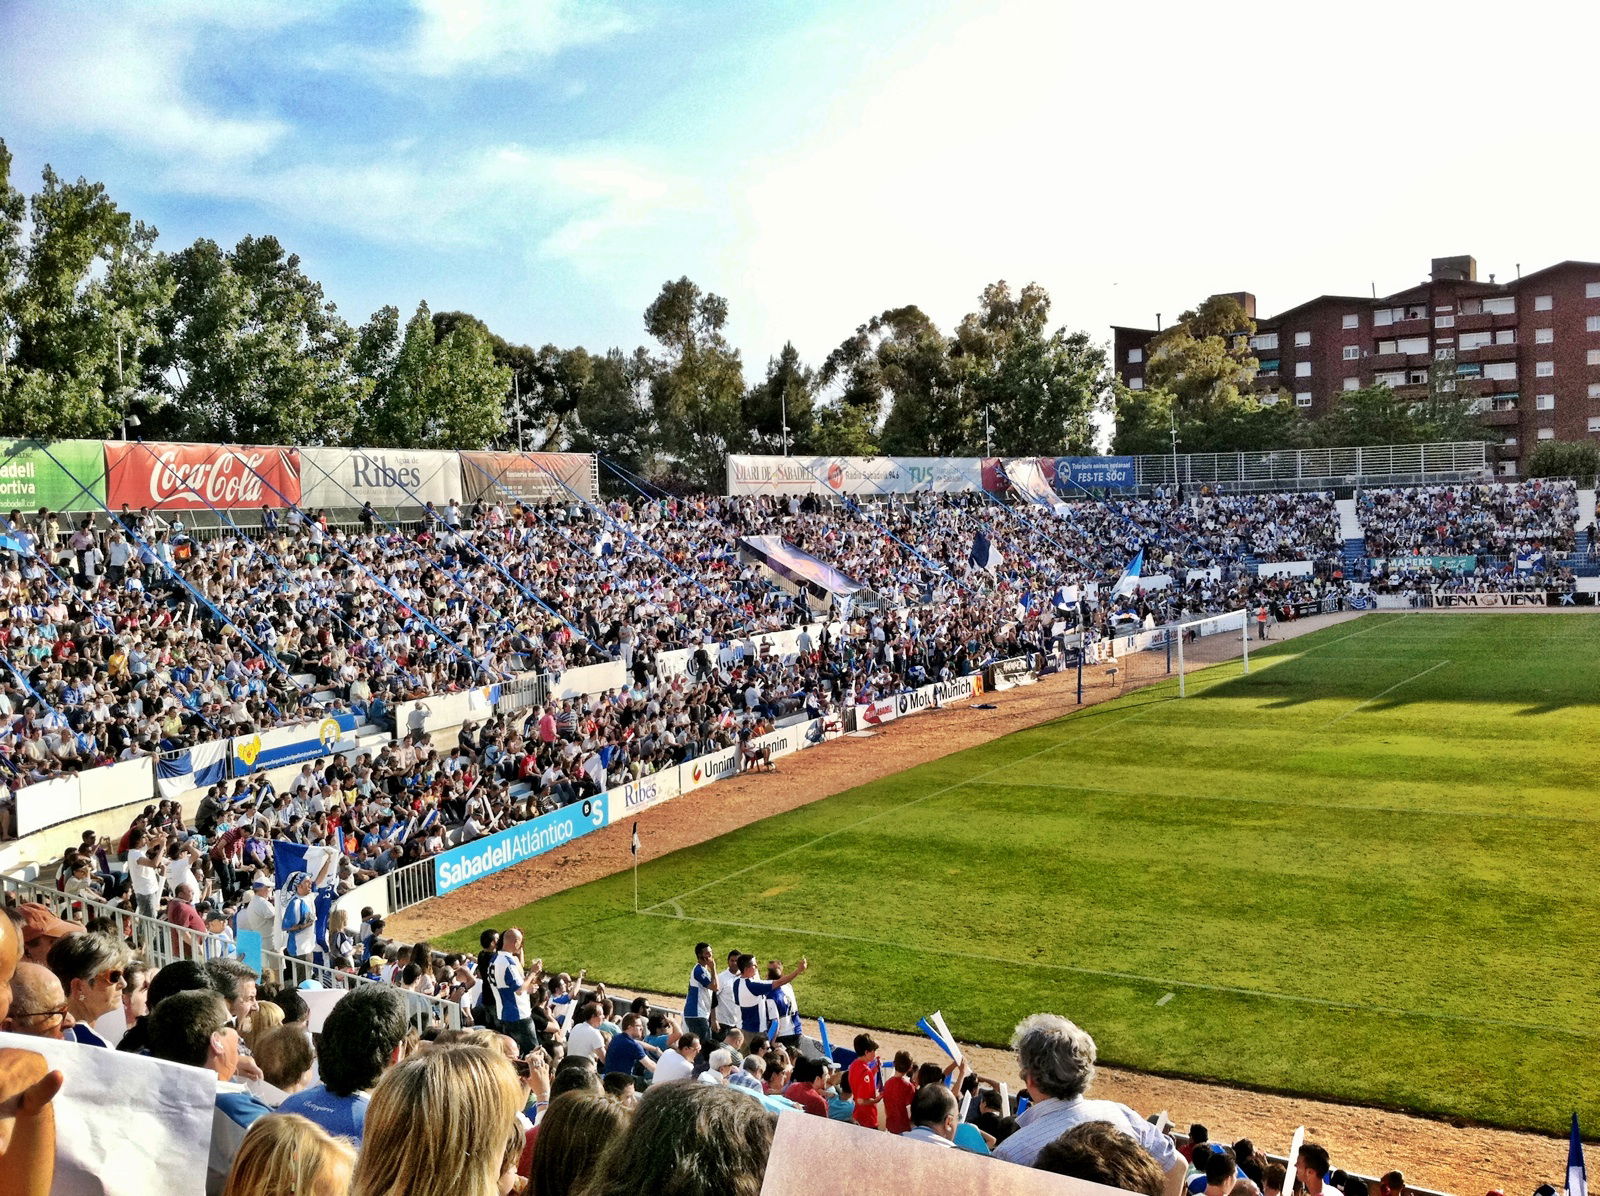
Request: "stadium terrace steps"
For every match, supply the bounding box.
[1340,537,1370,578]
[1335,496,1364,540]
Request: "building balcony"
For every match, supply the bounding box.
[1492,443,1522,461]
[1458,342,1518,363]
[1481,407,1520,426]
[1368,351,1408,370]
[1382,317,1431,338]
[1455,310,1520,333]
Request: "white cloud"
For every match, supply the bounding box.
[375,0,635,77]
[0,3,292,164]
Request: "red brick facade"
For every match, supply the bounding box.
[1112,257,1600,477]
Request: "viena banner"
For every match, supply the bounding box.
[104,442,302,510]
[435,795,609,893]
[726,455,985,497]
[1431,591,1546,608]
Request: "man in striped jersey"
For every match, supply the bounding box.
[684,942,719,1047]
[491,927,545,1055]
[730,952,807,1041]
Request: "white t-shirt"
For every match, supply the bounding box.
[129,851,163,897]
[566,1021,605,1061]
[714,967,740,1027]
[652,1049,695,1085]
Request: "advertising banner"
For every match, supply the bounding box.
[891,675,984,719]
[854,698,898,728]
[301,447,464,511]
[681,745,741,792]
[1054,456,1136,491]
[726,455,984,497]
[105,442,302,510]
[434,794,608,893]
[458,450,597,504]
[1371,555,1477,572]
[1431,591,1546,608]
[990,655,1039,691]
[0,439,107,512]
[1548,591,1597,606]
[611,768,683,819]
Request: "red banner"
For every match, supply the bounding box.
[104,442,302,510]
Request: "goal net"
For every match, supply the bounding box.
[1170,608,1251,697]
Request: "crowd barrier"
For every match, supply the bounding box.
[14,757,154,837]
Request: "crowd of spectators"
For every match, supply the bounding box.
[1,895,1435,1196]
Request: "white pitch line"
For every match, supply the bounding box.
[640,703,1161,914]
[1156,992,1175,1007]
[639,908,1593,1039]
[1322,659,1453,728]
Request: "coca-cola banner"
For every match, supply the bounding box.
[104,442,302,510]
[301,447,464,511]
[458,451,597,505]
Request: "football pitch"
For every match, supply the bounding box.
[439,613,1600,1132]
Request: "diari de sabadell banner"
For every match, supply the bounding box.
[434,795,609,893]
[0,440,107,512]
[103,442,302,510]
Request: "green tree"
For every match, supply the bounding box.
[817,307,969,456]
[1524,439,1599,483]
[955,281,1106,456]
[150,235,356,444]
[1144,294,1260,421]
[743,342,816,453]
[644,277,745,487]
[569,346,654,474]
[0,162,170,438]
[355,302,508,449]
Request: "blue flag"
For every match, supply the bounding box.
[970,531,1002,572]
[1112,548,1145,597]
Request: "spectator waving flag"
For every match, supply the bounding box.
[1570,1114,1588,1196]
[1111,548,1145,598]
[969,530,1002,573]
[1516,549,1546,573]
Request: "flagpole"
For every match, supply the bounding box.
[631,820,640,913]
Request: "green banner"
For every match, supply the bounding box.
[0,440,107,512]
[1368,554,1477,572]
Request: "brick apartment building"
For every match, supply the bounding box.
[1111,256,1600,477]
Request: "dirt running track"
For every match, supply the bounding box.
[391,612,1564,1192]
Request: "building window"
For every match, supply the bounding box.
[1258,358,1280,375]
[1128,376,1143,390]
[1434,314,1455,328]
[1435,347,1456,360]
[1535,328,1554,344]
[1128,348,1143,364]
[1295,361,1312,377]
[1341,345,1361,360]
[1295,394,1313,408]
[1589,418,1600,433]
[1587,282,1600,298]
[1250,333,1279,351]
[1408,369,1429,384]
[1503,435,1518,446]
[1459,330,1492,350]
[1456,362,1483,378]
[1342,313,1359,329]
[1538,427,1556,440]
[1589,349,1600,365]
[1376,371,1407,387]
[1483,362,1518,380]
[1343,377,1360,391]
[1535,294,1553,311]
[1494,329,1517,345]
[1536,361,1555,377]
[1293,331,1310,348]
[1588,316,1600,332]
[1481,296,1516,316]
[1535,394,1555,411]
[1590,383,1600,399]
[1497,461,1517,476]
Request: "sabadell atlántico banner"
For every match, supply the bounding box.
[0,440,108,512]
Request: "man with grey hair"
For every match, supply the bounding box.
[993,1013,1183,1195]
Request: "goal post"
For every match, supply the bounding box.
[1172,608,1250,698]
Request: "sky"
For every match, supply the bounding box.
[3,0,1599,384]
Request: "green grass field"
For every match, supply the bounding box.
[440,613,1600,1132]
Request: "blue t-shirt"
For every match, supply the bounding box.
[603,1033,647,1077]
[278,1084,370,1141]
[685,963,715,1019]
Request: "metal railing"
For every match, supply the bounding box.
[1132,442,1491,489]
[1,874,459,1030]
[385,858,438,911]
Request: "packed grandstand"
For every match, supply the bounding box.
[0,441,1594,1196]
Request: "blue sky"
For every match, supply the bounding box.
[3,0,1598,379]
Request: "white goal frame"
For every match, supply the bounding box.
[1172,608,1250,698]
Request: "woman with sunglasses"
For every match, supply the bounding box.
[44,931,131,1047]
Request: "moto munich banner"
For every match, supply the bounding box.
[458,451,597,505]
[104,442,302,510]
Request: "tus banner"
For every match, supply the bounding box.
[725,455,984,497]
[435,795,609,893]
[232,714,358,775]
[105,442,302,510]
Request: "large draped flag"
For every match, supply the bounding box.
[1111,548,1145,598]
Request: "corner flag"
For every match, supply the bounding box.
[631,821,639,856]
[1570,1114,1588,1196]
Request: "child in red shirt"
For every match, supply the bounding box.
[882,1051,917,1134]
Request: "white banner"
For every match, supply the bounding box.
[854,697,898,728]
[611,767,683,819]
[990,655,1038,691]
[15,773,81,837]
[551,658,627,699]
[394,684,500,736]
[301,447,464,511]
[890,675,984,719]
[1256,560,1315,578]
[79,755,154,818]
[1187,567,1222,582]
[681,745,740,792]
[0,1029,215,1196]
[1431,591,1546,608]
[657,622,840,684]
[727,455,984,497]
